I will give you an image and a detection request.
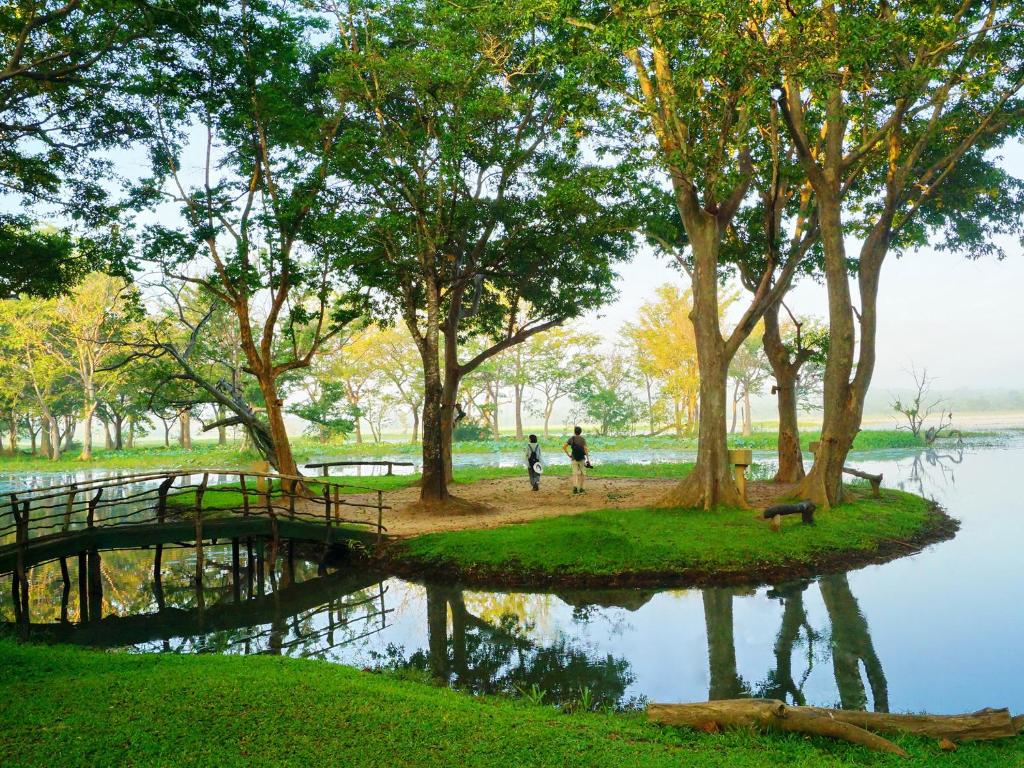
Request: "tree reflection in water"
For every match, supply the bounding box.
[4,546,891,713]
[375,584,639,711]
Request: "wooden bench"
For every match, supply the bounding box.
[304,460,416,477]
[763,500,816,531]
[807,442,883,497]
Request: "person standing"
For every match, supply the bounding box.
[525,434,543,491]
[563,426,589,495]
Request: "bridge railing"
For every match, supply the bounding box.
[1,468,392,617]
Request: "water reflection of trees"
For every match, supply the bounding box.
[377,585,637,710]
[898,447,963,498]
[743,575,888,712]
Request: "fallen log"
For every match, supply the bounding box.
[648,699,908,757]
[649,700,1023,755]
[798,705,1021,743]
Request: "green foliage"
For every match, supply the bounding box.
[454,423,492,442]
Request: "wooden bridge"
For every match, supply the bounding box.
[0,468,390,625]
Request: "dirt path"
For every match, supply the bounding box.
[319,475,798,538]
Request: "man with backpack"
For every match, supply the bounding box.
[525,434,543,491]
[562,426,590,495]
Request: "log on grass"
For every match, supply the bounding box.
[649,699,1023,753]
[648,699,908,757]
[798,705,1021,743]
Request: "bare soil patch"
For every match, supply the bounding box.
[323,475,800,538]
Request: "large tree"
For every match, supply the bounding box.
[326,0,639,504]
[774,0,1024,505]
[133,0,359,476]
[0,0,208,297]
[563,0,815,508]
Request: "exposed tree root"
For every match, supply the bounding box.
[654,463,747,510]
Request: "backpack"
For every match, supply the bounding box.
[527,444,540,466]
[569,436,586,461]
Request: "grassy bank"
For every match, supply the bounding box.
[0,427,978,474]
[386,488,956,588]
[0,640,1018,767]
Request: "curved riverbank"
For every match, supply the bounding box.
[372,489,958,590]
[1,639,1019,767]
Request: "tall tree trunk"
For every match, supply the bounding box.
[514,383,524,440]
[795,196,881,508]
[163,421,171,448]
[730,380,740,434]
[656,218,745,509]
[79,403,97,460]
[29,421,37,454]
[763,303,805,483]
[256,378,297,476]
[7,413,16,453]
[646,377,656,434]
[48,415,61,461]
[543,404,553,438]
[742,388,752,436]
[125,416,135,449]
[102,419,114,450]
[417,298,451,501]
[411,405,420,444]
[39,417,50,457]
[179,409,192,449]
[114,415,124,451]
[62,417,75,451]
[217,404,227,445]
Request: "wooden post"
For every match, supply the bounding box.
[156,476,174,524]
[87,488,103,529]
[87,548,102,621]
[239,474,250,517]
[377,490,384,545]
[194,472,208,592]
[322,465,329,478]
[59,556,71,623]
[63,484,77,532]
[728,449,752,504]
[77,551,89,623]
[10,573,20,624]
[231,538,241,603]
[14,498,30,620]
[323,486,332,543]
[386,462,394,476]
[332,485,340,521]
[246,537,254,598]
[256,539,265,596]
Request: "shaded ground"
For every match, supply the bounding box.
[318,476,799,538]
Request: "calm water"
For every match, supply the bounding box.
[2,440,1022,714]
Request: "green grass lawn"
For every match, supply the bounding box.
[390,488,952,585]
[0,640,1018,767]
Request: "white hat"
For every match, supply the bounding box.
[533,462,544,474]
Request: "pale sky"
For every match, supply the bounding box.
[580,140,1024,394]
